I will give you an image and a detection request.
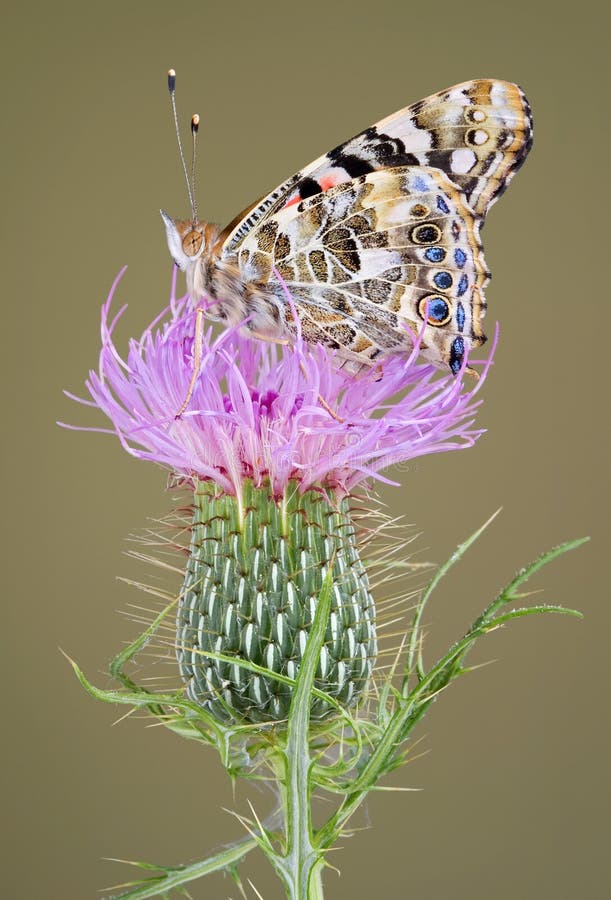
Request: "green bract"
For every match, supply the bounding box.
[177,479,377,723]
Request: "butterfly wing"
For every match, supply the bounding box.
[221,78,532,253]
[237,166,489,373]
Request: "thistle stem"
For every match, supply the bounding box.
[266,570,335,898]
[277,738,324,900]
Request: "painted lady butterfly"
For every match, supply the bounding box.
[162,73,532,378]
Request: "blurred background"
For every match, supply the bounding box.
[2,1,607,897]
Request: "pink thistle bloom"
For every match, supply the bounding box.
[66,268,492,497]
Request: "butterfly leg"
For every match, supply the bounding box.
[247,329,290,347]
[175,305,206,418]
[298,360,345,423]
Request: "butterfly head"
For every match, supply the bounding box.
[161,211,222,303]
[160,210,207,270]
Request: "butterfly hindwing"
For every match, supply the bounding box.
[237,166,489,373]
[221,79,532,254]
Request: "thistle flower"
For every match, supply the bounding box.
[77,268,488,496]
[67,268,490,724]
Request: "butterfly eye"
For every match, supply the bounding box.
[411,223,442,245]
[182,229,204,257]
[418,295,452,326]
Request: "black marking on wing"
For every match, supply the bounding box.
[299,177,323,199]
[327,147,375,177]
[225,176,301,249]
[328,126,421,171]
[368,126,425,163]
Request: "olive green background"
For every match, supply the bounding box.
[2,1,608,897]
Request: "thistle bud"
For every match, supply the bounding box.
[177,479,376,723]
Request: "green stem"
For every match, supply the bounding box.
[308,861,326,900]
[268,569,334,898]
[278,734,321,900]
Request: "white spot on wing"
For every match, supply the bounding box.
[490,82,507,106]
[352,249,401,278]
[451,149,477,174]
[447,87,467,104]
[328,190,353,220]
[394,118,433,150]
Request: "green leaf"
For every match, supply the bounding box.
[109,597,177,688]
[315,532,587,850]
[403,509,502,691]
[105,836,258,899]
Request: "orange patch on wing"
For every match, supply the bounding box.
[319,175,338,191]
[284,175,341,208]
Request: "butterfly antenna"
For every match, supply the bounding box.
[167,68,197,221]
[190,114,200,224]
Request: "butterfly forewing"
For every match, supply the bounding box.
[221,78,532,256]
[302,79,533,220]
